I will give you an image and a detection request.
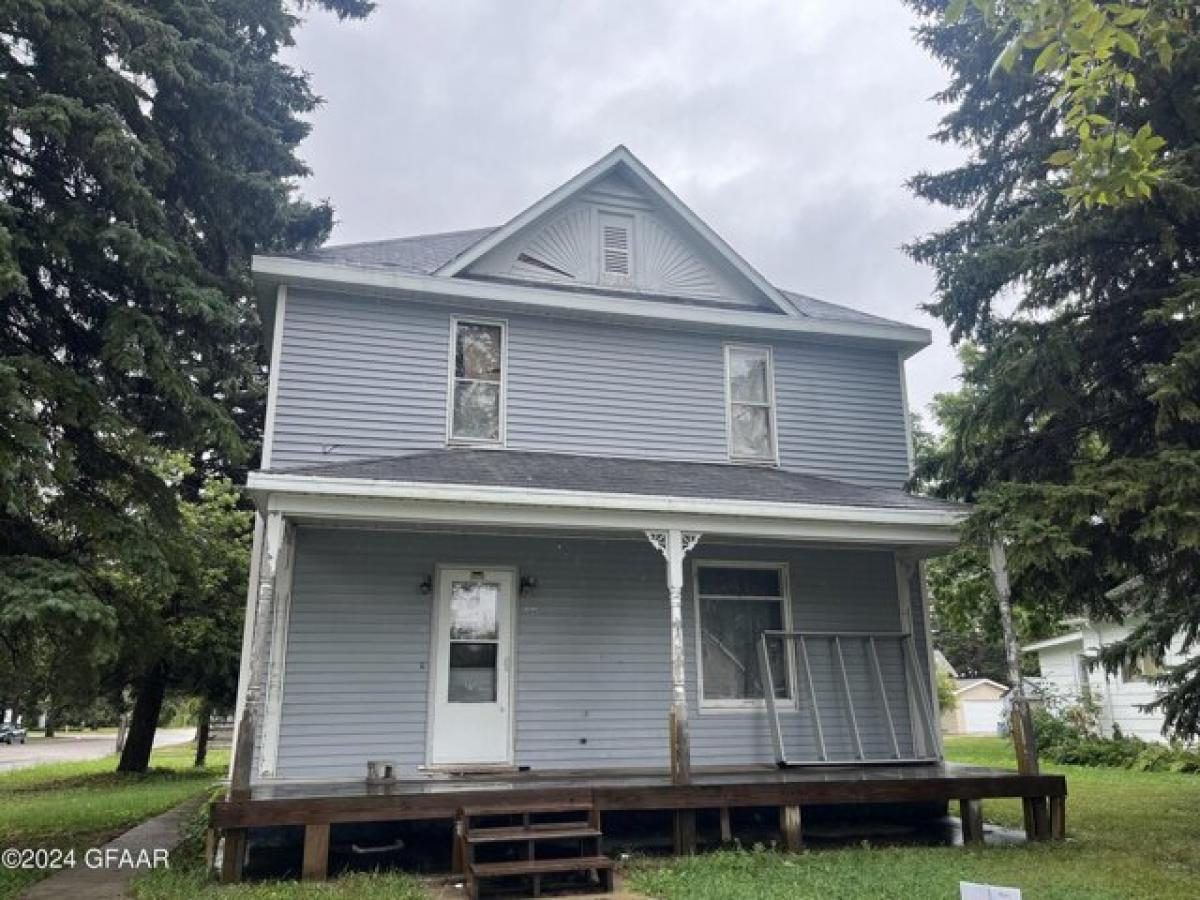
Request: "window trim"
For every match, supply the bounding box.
[693,560,795,712]
[723,343,779,465]
[445,315,509,447]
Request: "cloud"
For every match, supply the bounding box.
[285,0,967,414]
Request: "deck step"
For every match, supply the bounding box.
[467,824,602,844]
[469,855,614,878]
[460,800,595,817]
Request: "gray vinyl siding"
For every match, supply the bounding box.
[269,289,910,489]
[273,527,922,780]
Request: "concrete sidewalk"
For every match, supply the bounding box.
[21,799,201,899]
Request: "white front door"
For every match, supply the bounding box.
[429,566,516,766]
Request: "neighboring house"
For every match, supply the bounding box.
[215,147,1068,885]
[1025,620,1193,743]
[934,653,1008,736]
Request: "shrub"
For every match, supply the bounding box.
[1032,700,1200,773]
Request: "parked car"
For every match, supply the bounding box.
[0,723,28,744]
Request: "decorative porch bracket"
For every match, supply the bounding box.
[645,530,701,786]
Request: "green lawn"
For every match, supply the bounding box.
[132,737,1200,899]
[629,736,1200,900]
[0,743,228,900]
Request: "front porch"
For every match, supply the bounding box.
[217,453,1059,889]
[212,762,1067,882]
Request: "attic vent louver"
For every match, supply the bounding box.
[599,212,632,278]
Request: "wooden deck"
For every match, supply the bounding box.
[212,762,1066,884]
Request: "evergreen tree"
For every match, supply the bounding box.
[906,1,1200,736]
[0,0,371,771]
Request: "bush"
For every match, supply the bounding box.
[1033,701,1200,773]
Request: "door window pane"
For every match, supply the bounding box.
[697,565,789,703]
[448,642,498,703]
[450,321,504,442]
[449,582,498,640]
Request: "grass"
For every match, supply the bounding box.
[628,736,1200,900]
[0,743,228,900]
[130,736,1200,899]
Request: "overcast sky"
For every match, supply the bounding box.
[285,0,967,418]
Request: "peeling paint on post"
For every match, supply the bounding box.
[646,530,701,786]
[230,511,287,797]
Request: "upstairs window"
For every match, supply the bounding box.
[599,211,633,280]
[725,345,777,463]
[448,318,506,444]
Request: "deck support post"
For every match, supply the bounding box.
[1049,795,1066,840]
[959,799,984,845]
[719,807,732,844]
[219,829,246,884]
[780,805,803,850]
[1022,797,1050,841]
[647,530,701,857]
[302,822,330,881]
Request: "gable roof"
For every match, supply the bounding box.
[953,678,1009,695]
[258,146,933,352]
[267,448,966,514]
[276,231,914,332]
[433,146,792,315]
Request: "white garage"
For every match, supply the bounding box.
[941,678,1010,736]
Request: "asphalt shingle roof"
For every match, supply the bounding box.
[277,449,964,513]
[279,230,912,329]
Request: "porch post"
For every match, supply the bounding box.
[647,529,701,856]
[646,530,702,786]
[224,510,291,883]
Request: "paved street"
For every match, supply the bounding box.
[0,727,195,773]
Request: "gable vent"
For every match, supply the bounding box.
[600,213,632,278]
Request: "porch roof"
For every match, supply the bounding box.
[269,449,964,513]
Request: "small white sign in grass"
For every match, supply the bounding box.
[961,882,1021,900]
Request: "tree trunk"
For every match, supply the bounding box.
[118,666,168,773]
[194,700,211,768]
[43,702,55,738]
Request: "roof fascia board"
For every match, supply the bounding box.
[260,492,959,548]
[954,678,1009,693]
[433,146,793,315]
[251,256,931,354]
[247,470,964,535]
[1022,632,1085,653]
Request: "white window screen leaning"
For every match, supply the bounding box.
[696,564,790,705]
[726,346,776,461]
[450,320,504,442]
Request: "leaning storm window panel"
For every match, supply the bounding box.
[726,346,775,462]
[451,321,503,442]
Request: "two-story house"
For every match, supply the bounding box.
[215,147,1066,892]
